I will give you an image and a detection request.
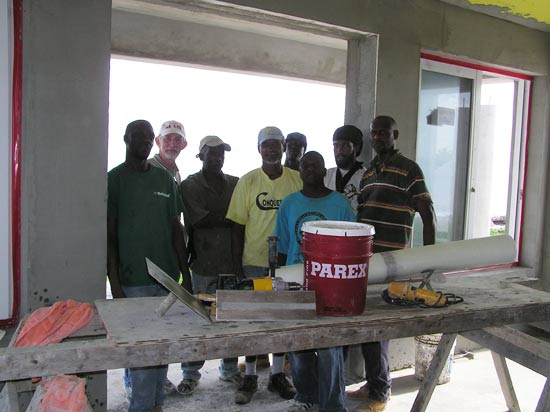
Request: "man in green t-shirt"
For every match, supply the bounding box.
[107,119,191,412]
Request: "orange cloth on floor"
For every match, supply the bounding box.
[15,299,93,347]
[40,374,88,412]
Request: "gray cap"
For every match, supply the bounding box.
[258,126,284,145]
[198,135,231,153]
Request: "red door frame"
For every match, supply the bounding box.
[421,52,533,264]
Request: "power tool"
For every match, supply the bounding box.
[382,269,463,308]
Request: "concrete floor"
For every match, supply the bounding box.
[107,349,546,412]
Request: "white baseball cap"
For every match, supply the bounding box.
[198,135,231,153]
[258,126,284,145]
[158,120,186,140]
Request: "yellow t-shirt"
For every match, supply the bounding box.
[227,167,302,267]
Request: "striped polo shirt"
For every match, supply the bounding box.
[357,150,432,253]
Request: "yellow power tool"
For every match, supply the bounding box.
[386,282,448,307]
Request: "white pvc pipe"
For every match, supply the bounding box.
[277,235,517,285]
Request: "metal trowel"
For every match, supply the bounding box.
[146,257,213,324]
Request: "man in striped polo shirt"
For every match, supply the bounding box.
[351,115,436,412]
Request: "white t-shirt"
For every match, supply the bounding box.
[324,166,365,213]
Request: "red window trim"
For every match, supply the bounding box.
[1,0,22,327]
[421,52,533,264]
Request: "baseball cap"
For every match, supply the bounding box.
[158,120,186,140]
[198,135,231,153]
[258,126,284,145]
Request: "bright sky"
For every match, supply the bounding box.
[108,57,346,178]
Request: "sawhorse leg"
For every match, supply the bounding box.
[411,333,457,412]
[492,351,521,412]
[536,379,550,412]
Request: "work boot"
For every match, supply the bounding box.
[287,400,315,412]
[354,399,387,412]
[164,379,176,396]
[176,379,198,396]
[346,383,369,400]
[267,372,296,400]
[219,371,243,386]
[234,374,258,404]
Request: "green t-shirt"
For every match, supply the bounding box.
[108,164,183,286]
[226,167,302,267]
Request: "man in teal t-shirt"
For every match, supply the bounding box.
[274,151,355,412]
[107,119,191,412]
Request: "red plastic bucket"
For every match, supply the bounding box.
[301,221,375,316]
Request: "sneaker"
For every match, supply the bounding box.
[176,379,198,396]
[346,383,369,400]
[268,372,296,400]
[287,399,315,412]
[164,379,176,396]
[219,372,243,386]
[234,374,258,404]
[150,407,164,412]
[354,399,387,412]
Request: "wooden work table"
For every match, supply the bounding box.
[1,268,549,385]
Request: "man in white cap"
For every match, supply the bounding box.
[149,120,187,184]
[177,136,241,396]
[226,126,302,405]
[145,120,187,397]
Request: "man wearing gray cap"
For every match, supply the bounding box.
[226,126,301,405]
[177,136,241,396]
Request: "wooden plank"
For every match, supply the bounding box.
[461,326,550,376]
[492,352,521,412]
[67,312,106,338]
[24,384,43,412]
[2,271,550,381]
[0,382,20,412]
[536,379,550,412]
[216,290,316,320]
[411,333,457,412]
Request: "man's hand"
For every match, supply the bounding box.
[416,199,436,246]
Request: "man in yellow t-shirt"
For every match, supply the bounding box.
[226,126,302,405]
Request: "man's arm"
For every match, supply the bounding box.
[231,222,245,279]
[107,214,125,298]
[194,213,233,229]
[172,217,193,293]
[416,199,436,246]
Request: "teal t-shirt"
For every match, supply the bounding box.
[108,164,183,286]
[274,191,356,265]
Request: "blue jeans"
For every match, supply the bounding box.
[122,285,169,412]
[361,341,391,402]
[181,272,239,381]
[289,347,347,412]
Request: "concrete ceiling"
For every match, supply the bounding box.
[439,0,550,32]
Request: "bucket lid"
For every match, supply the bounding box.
[301,220,375,237]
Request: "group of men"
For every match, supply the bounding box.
[107,116,436,412]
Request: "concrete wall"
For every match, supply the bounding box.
[112,9,347,84]
[13,0,550,394]
[21,0,111,310]
[112,0,550,270]
[20,1,111,409]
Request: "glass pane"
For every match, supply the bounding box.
[413,70,473,246]
[468,76,516,238]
